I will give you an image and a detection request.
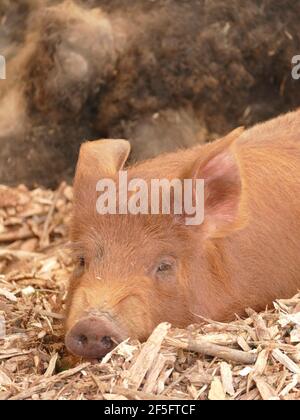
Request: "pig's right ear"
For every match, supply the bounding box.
[75,139,131,179]
[190,128,245,238]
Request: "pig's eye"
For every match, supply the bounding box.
[153,257,176,279]
[78,256,85,267]
[157,262,172,273]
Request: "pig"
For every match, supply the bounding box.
[65,109,300,359]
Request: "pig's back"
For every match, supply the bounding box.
[237,108,300,151]
[237,109,300,201]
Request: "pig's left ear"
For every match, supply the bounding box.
[75,139,131,179]
[191,128,244,238]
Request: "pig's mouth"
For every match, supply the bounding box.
[65,312,128,360]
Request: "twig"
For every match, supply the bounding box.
[0,351,32,361]
[0,228,34,243]
[166,337,257,365]
[0,249,42,259]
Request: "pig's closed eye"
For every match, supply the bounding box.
[72,255,86,278]
[78,256,85,267]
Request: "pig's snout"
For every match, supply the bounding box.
[65,315,125,359]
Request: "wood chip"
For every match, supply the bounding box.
[253,376,280,400]
[279,375,299,397]
[44,353,58,378]
[0,288,17,302]
[220,362,235,396]
[143,353,175,394]
[253,349,269,376]
[272,349,300,374]
[208,377,226,400]
[0,369,12,386]
[126,322,171,389]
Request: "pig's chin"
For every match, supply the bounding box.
[65,311,129,360]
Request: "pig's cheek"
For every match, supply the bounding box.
[112,295,154,341]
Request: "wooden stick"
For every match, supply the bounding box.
[0,229,33,243]
[0,351,32,361]
[167,337,257,365]
[0,249,42,259]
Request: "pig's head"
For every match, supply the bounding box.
[65,129,244,359]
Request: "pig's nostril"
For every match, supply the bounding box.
[78,334,88,346]
[66,316,125,359]
[101,336,113,349]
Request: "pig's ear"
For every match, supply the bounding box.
[76,139,131,178]
[191,127,244,238]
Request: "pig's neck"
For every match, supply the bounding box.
[195,214,300,322]
[188,232,284,322]
[190,238,241,322]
